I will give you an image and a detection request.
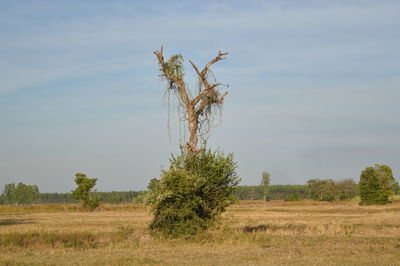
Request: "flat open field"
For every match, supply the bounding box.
[1,200,400,265]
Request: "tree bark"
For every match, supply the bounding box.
[187,105,199,157]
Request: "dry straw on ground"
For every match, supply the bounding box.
[1,201,400,265]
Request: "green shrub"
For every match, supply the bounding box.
[71,173,99,211]
[145,148,240,238]
[359,164,396,205]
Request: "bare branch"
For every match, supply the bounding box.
[217,91,228,103]
[189,51,229,106]
[201,51,229,76]
[191,83,221,106]
[154,47,173,81]
[196,90,228,115]
[189,60,201,76]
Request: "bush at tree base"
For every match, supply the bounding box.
[359,164,396,205]
[145,148,240,238]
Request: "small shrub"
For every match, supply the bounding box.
[71,173,99,211]
[145,148,240,238]
[243,224,268,233]
[359,164,396,205]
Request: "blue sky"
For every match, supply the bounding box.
[1,0,399,192]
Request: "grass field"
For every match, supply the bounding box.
[1,200,400,265]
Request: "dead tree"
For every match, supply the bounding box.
[154,47,229,158]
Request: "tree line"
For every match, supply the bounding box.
[2,179,398,205]
[235,184,308,201]
[0,184,145,205]
[40,191,145,204]
[2,165,398,205]
[0,183,40,205]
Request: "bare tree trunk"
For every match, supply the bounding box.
[187,106,199,157]
[154,47,229,159]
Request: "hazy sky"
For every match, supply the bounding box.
[1,0,399,192]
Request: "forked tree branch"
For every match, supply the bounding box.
[154,46,191,107]
[189,51,228,106]
[154,47,229,158]
[201,51,229,76]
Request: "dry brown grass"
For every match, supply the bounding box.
[1,200,400,265]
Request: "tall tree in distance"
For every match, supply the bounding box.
[2,183,16,204]
[154,47,229,158]
[1,183,40,205]
[261,171,271,201]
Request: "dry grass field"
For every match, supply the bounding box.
[1,200,400,265]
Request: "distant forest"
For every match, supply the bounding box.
[235,185,308,201]
[39,191,145,204]
[2,182,399,205]
[0,190,145,205]
[0,186,308,204]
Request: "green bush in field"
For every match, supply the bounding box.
[71,173,99,211]
[145,148,240,238]
[359,164,396,205]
